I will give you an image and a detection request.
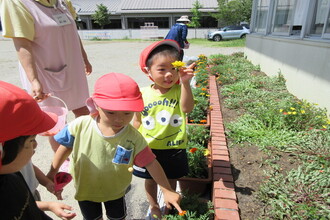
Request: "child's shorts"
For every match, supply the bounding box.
[133,149,188,179]
[78,197,126,220]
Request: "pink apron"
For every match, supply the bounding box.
[19,0,89,110]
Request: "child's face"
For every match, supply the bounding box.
[0,135,37,174]
[97,107,135,134]
[148,55,179,91]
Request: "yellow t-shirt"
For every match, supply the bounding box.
[1,0,76,41]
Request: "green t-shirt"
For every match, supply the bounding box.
[139,84,187,149]
[65,116,147,202]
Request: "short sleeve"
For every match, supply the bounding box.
[134,146,156,167]
[0,0,35,40]
[54,125,75,147]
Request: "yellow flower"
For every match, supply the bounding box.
[327,120,330,124]
[301,110,305,114]
[204,149,210,156]
[290,107,296,110]
[292,112,297,115]
[279,109,283,112]
[172,61,185,70]
[322,125,327,129]
[288,112,292,115]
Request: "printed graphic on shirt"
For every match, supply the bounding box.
[141,97,185,147]
[112,145,133,164]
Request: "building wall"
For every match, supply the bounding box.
[77,28,217,40]
[245,34,330,113]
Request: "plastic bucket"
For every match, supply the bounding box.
[39,96,68,136]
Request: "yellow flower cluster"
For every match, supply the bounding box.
[171,61,185,70]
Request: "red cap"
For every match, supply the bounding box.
[0,81,58,142]
[139,39,180,74]
[0,81,58,169]
[88,73,144,112]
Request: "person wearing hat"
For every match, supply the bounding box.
[133,40,195,219]
[0,81,76,219]
[165,15,191,60]
[46,73,183,220]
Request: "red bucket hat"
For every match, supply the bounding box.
[0,81,58,169]
[139,39,180,74]
[86,73,144,112]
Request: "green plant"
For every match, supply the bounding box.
[164,191,214,219]
[187,95,209,124]
[187,124,210,147]
[186,144,209,178]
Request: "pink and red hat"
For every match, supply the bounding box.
[86,73,144,113]
[139,39,180,74]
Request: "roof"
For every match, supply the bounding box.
[71,0,122,15]
[71,0,218,15]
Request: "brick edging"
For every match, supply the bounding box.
[209,75,240,220]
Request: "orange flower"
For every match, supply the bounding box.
[189,148,197,153]
[200,119,207,123]
[201,88,207,91]
[179,211,187,216]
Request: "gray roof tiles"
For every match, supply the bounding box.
[71,0,218,15]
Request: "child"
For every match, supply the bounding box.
[47,73,182,220]
[0,81,76,219]
[133,40,195,218]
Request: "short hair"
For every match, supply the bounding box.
[2,136,29,165]
[146,45,180,68]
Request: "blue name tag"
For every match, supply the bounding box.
[112,145,133,164]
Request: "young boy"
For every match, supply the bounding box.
[0,81,76,220]
[133,40,195,218]
[47,73,182,220]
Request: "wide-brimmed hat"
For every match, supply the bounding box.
[86,73,144,112]
[177,15,190,22]
[0,81,58,169]
[139,39,180,74]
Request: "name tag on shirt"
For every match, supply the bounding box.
[53,13,71,26]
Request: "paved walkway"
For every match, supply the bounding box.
[0,39,243,219]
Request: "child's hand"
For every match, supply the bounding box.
[179,62,196,84]
[162,190,183,214]
[47,201,76,219]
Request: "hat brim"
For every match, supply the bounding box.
[140,40,181,74]
[177,19,190,22]
[31,111,58,135]
[94,98,144,112]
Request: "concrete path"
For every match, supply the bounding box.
[0,39,243,219]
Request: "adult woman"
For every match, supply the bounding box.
[1,0,92,153]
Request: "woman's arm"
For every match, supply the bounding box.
[13,37,46,101]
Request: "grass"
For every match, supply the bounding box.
[85,37,246,47]
[209,53,330,219]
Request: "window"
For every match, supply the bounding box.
[254,0,270,33]
[272,0,296,35]
[310,0,330,35]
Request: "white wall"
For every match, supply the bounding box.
[245,34,330,113]
[77,28,218,40]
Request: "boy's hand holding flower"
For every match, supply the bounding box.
[171,61,196,84]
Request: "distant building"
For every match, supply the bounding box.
[71,0,218,30]
[246,0,330,112]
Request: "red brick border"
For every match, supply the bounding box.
[209,75,240,220]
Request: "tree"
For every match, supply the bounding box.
[91,4,111,29]
[189,0,203,38]
[213,0,253,27]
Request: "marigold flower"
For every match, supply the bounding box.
[288,112,292,115]
[290,107,295,110]
[202,88,207,91]
[179,211,187,216]
[204,149,210,156]
[200,119,207,123]
[209,106,213,110]
[322,125,327,129]
[172,61,185,70]
[292,112,297,115]
[189,148,197,153]
[283,112,288,115]
[301,110,305,114]
[279,109,283,112]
